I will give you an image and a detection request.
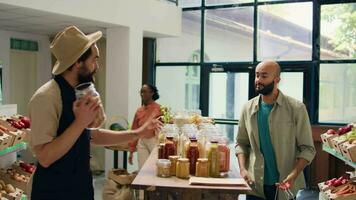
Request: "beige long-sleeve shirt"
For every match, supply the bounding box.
[235,91,316,199]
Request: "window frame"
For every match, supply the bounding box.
[152,0,356,126]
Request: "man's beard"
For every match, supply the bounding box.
[255,80,275,95]
[77,64,95,84]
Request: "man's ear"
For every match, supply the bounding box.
[275,76,281,84]
[73,61,82,70]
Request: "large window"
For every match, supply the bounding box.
[155,0,356,126]
[156,66,200,111]
[209,72,249,119]
[258,2,313,61]
[157,11,201,63]
[205,7,254,61]
[319,64,356,123]
[321,3,356,60]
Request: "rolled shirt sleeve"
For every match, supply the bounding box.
[28,92,61,151]
[235,107,250,156]
[295,104,316,163]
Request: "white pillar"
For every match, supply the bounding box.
[105,26,143,173]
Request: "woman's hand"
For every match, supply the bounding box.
[128,152,134,165]
[137,117,163,138]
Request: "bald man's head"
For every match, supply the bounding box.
[254,60,281,96]
[256,60,281,78]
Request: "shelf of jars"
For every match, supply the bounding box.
[131,110,250,197]
[319,124,356,200]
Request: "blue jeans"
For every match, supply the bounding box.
[246,185,276,200]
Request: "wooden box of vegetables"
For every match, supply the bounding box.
[0,132,12,151]
[0,179,23,200]
[0,169,29,192]
[321,129,339,148]
[324,182,356,200]
[340,142,356,162]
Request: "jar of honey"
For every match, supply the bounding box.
[169,155,180,176]
[195,158,209,177]
[176,158,190,179]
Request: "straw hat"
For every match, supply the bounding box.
[50,26,102,75]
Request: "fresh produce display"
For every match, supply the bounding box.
[160,106,173,124]
[6,116,31,130]
[330,182,356,197]
[325,176,349,187]
[326,124,353,136]
[5,169,30,183]
[0,125,9,136]
[0,179,23,199]
[18,162,36,174]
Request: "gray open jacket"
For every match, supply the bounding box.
[236,91,316,199]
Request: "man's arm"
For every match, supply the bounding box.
[91,117,162,146]
[34,95,99,168]
[280,158,309,187]
[235,107,253,184]
[280,104,316,187]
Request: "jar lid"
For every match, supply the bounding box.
[156,159,171,167]
[178,158,189,162]
[169,155,180,160]
[197,158,208,162]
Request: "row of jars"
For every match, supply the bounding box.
[157,126,230,178]
[156,156,211,179]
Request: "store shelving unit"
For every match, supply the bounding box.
[320,144,356,199]
[322,144,356,168]
[0,142,27,158]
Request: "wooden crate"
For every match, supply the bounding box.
[331,137,348,154]
[11,162,33,177]
[0,133,13,151]
[0,171,27,193]
[321,133,338,148]
[6,131,26,146]
[340,142,356,162]
[2,188,23,200]
[324,189,356,200]
[0,120,17,132]
[319,181,335,192]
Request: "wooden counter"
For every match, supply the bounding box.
[132,147,251,199]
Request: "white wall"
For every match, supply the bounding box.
[0,0,181,38]
[0,29,51,105]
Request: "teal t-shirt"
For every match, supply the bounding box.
[257,100,280,185]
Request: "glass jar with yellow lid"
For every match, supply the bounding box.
[176,158,190,179]
[195,158,209,177]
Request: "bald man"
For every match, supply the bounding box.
[235,61,316,200]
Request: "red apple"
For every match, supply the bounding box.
[327,129,336,135]
[19,116,30,128]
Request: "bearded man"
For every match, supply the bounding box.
[235,60,316,200]
[28,26,161,200]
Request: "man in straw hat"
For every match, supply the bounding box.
[28,26,162,199]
